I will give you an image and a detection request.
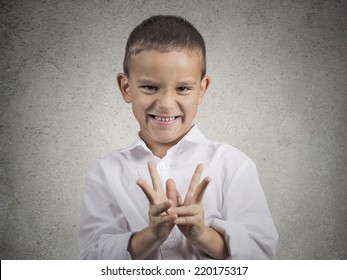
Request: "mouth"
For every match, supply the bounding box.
[148,114,180,125]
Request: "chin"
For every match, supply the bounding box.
[154,135,180,144]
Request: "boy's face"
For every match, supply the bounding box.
[118,49,210,154]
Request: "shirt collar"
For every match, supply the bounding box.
[122,125,207,154]
[179,125,207,145]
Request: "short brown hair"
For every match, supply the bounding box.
[123,15,206,78]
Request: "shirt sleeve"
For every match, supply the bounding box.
[79,162,133,260]
[210,160,278,259]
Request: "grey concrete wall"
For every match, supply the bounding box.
[1,0,346,259]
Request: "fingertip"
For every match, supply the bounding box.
[197,163,204,171]
[136,179,143,185]
[169,212,177,220]
[170,213,177,220]
[166,199,173,207]
[178,197,183,206]
[166,178,173,186]
[173,217,182,225]
[166,178,177,189]
[200,176,211,187]
[167,178,173,184]
[166,207,175,215]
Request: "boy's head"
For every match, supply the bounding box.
[118,15,210,158]
[123,15,206,79]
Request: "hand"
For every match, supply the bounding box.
[136,161,177,241]
[168,164,211,241]
[167,164,229,259]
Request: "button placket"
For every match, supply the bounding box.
[156,156,171,184]
[161,228,178,250]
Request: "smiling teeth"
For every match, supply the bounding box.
[154,116,176,122]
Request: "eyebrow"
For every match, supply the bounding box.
[177,81,197,85]
[136,79,158,84]
[136,79,197,85]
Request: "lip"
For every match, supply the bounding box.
[148,114,180,126]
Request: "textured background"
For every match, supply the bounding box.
[1,0,346,259]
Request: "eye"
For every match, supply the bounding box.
[141,85,158,93]
[176,86,191,94]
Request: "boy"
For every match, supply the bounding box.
[79,15,278,260]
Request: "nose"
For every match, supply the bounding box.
[157,90,175,111]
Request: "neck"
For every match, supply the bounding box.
[139,126,194,158]
[139,134,178,159]
[146,141,174,158]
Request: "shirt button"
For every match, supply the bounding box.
[158,163,166,170]
[162,242,175,249]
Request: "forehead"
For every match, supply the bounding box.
[128,49,202,79]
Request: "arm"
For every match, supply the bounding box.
[190,226,229,260]
[127,197,175,259]
[79,164,133,259]
[211,160,278,259]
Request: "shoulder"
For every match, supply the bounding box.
[85,148,129,178]
[191,126,253,164]
[205,138,255,168]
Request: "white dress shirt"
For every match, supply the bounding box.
[79,125,278,259]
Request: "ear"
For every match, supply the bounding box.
[117,73,132,103]
[198,75,211,105]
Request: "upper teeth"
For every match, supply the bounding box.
[154,116,176,122]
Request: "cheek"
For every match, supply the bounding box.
[181,98,199,115]
[132,103,143,118]
[131,98,151,117]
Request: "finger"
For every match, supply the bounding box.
[194,176,211,203]
[166,179,183,206]
[147,161,163,192]
[190,164,204,188]
[136,179,156,204]
[184,164,204,204]
[174,216,202,226]
[150,200,172,216]
[152,213,177,225]
[168,205,200,216]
